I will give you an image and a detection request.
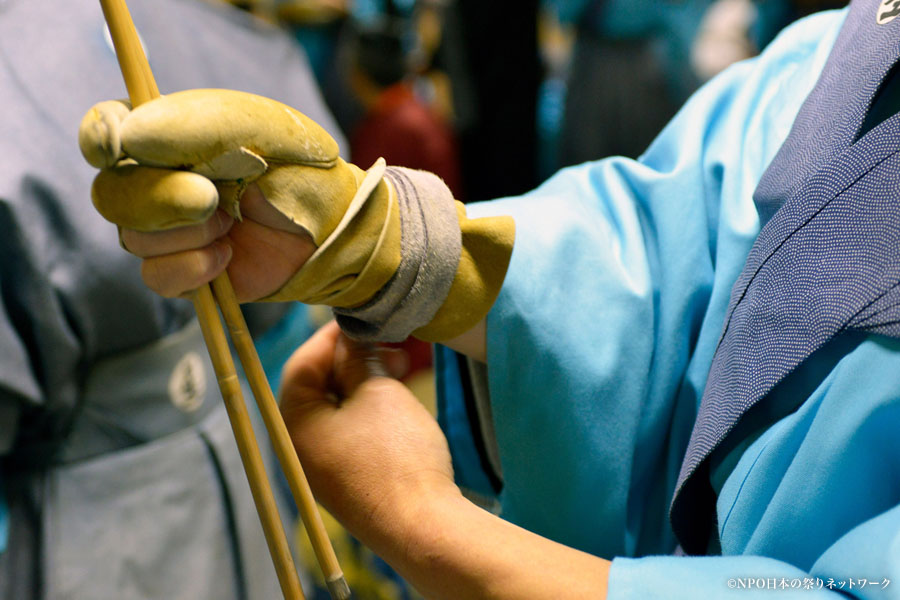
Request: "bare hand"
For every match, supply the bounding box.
[279,321,459,542]
[121,184,316,300]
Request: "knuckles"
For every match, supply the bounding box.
[139,244,228,298]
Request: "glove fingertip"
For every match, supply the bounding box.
[78,100,131,168]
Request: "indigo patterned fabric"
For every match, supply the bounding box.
[671,0,900,553]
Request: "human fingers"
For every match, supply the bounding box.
[331,334,397,397]
[224,212,316,302]
[126,185,319,302]
[121,209,233,258]
[279,322,344,418]
[279,323,408,420]
[283,321,343,387]
[284,325,410,402]
[280,326,453,539]
[140,240,232,298]
[375,346,410,381]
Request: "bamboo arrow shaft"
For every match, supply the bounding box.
[99,0,157,104]
[210,278,350,599]
[192,285,304,600]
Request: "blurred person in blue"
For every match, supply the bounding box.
[77,0,900,597]
[690,0,852,82]
[544,0,714,166]
[0,0,343,597]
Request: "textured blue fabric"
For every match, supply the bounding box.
[434,346,499,501]
[671,0,900,553]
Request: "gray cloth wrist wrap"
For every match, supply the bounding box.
[333,166,461,342]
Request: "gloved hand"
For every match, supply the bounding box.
[79,88,514,342]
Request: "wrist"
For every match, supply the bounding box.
[375,487,513,599]
[359,472,465,565]
[374,481,482,596]
[369,482,613,600]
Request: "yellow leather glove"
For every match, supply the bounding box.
[79,88,514,342]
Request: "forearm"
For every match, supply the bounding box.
[363,483,610,600]
[436,318,487,363]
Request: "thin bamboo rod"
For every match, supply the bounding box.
[96,1,325,598]
[211,277,350,600]
[192,285,305,600]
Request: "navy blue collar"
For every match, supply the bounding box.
[671,0,900,553]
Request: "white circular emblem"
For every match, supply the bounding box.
[877,0,900,25]
[168,352,207,413]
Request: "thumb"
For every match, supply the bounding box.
[279,321,410,424]
[79,99,132,168]
[281,320,342,391]
[279,321,343,422]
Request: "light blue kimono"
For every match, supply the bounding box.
[438,7,900,598]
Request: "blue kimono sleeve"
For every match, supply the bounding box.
[611,514,900,600]
[436,6,845,562]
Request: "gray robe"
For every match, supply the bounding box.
[0,0,345,597]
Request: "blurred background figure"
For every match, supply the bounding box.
[545,0,713,169]
[535,0,848,176]
[691,0,849,82]
[691,0,760,81]
[240,0,540,203]
[249,0,852,197]
[273,0,464,191]
[346,15,462,197]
